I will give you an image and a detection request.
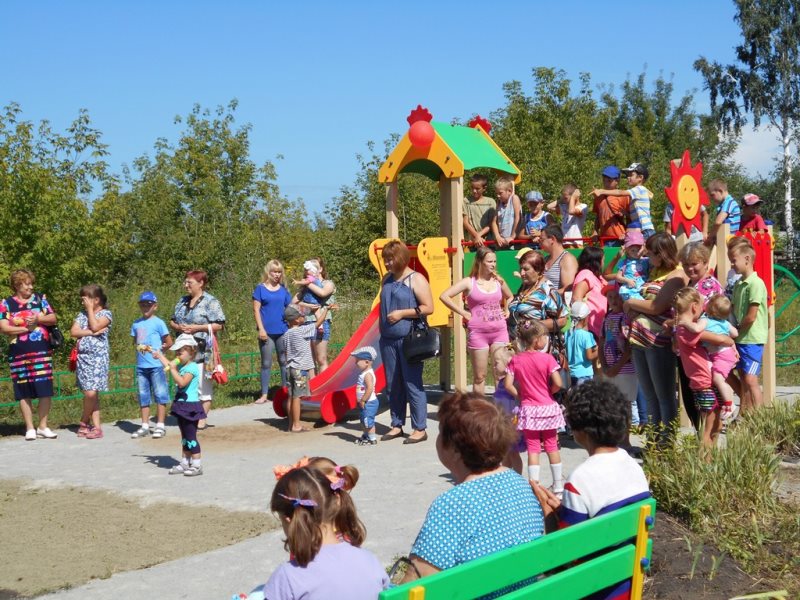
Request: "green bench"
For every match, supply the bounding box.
[380,498,656,600]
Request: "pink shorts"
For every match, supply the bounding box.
[524,429,559,454]
[710,348,737,378]
[467,325,509,350]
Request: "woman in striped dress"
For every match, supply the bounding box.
[623,233,687,436]
[0,269,59,441]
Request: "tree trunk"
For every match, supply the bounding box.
[782,118,794,259]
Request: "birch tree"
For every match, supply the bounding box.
[695,0,800,255]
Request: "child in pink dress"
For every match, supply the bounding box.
[505,318,565,496]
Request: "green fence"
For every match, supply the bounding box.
[0,344,344,408]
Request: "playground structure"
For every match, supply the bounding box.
[270,113,784,423]
[272,106,523,421]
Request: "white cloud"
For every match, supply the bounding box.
[732,125,784,178]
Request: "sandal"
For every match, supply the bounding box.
[254,396,268,404]
[84,427,103,440]
[151,426,166,439]
[77,422,90,438]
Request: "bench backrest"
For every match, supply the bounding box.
[379,498,655,600]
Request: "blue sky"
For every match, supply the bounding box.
[1,1,779,215]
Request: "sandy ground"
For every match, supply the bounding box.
[0,390,595,599]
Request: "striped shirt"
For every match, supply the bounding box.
[628,185,654,233]
[717,195,741,233]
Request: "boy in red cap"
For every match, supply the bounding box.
[740,194,768,231]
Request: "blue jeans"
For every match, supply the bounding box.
[360,398,379,429]
[137,367,169,407]
[632,346,677,428]
[259,333,287,393]
[380,336,427,431]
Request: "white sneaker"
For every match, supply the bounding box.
[25,429,37,441]
[169,464,188,475]
[36,427,58,439]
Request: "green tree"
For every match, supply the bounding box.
[0,103,112,309]
[695,0,800,254]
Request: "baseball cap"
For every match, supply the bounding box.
[570,301,590,320]
[621,163,649,180]
[624,229,645,248]
[743,193,762,206]
[515,247,533,260]
[138,291,157,303]
[351,346,377,361]
[284,305,303,322]
[601,165,621,179]
[525,191,544,203]
[169,333,198,351]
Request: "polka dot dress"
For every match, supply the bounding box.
[411,469,544,570]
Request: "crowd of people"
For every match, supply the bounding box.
[1,161,774,598]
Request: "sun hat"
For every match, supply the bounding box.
[624,229,645,248]
[351,346,377,361]
[169,333,198,351]
[303,260,319,276]
[570,301,590,320]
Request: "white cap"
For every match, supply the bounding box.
[169,333,198,351]
[570,301,590,320]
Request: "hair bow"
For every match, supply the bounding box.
[273,456,310,480]
[330,477,346,491]
[278,493,318,508]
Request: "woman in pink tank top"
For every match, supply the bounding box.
[440,247,513,394]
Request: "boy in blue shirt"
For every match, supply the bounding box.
[131,291,173,439]
[706,179,741,246]
[565,301,597,388]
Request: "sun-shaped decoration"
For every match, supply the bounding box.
[664,149,709,236]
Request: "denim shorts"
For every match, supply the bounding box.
[314,320,331,342]
[288,368,311,398]
[360,398,379,428]
[137,367,170,407]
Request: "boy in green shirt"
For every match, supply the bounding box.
[729,242,768,411]
[462,173,496,248]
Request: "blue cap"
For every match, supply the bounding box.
[351,346,377,361]
[138,291,157,303]
[601,165,621,179]
[525,191,544,203]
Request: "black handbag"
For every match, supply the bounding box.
[403,314,441,364]
[48,326,64,349]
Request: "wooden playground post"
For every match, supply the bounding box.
[440,176,467,391]
[386,181,399,238]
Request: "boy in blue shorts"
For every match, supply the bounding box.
[729,243,768,411]
[352,346,379,446]
[131,291,173,439]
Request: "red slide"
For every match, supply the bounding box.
[273,304,386,423]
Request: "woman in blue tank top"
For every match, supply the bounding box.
[379,240,434,444]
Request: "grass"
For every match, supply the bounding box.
[644,402,800,593]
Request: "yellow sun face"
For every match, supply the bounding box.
[678,174,700,220]
[665,150,709,236]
